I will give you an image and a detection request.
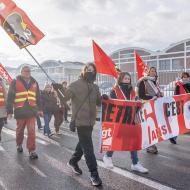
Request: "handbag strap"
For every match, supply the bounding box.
[73,86,93,121]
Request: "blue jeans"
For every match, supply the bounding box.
[43,113,52,135]
[106,151,139,165]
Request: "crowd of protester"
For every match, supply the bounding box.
[0,64,189,186]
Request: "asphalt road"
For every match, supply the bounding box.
[0,118,189,190]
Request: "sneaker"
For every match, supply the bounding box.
[131,162,149,173]
[17,145,23,153]
[55,131,62,135]
[29,152,38,159]
[146,145,158,154]
[103,155,114,169]
[169,138,177,144]
[48,133,54,138]
[67,161,82,175]
[90,171,102,186]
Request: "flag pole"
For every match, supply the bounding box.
[24,47,65,98]
[24,47,52,81]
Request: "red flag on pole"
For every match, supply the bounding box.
[0,63,12,83]
[135,51,149,79]
[92,40,118,78]
[0,0,44,48]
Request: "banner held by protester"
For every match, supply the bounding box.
[101,94,190,151]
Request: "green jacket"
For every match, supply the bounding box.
[64,78,101,127]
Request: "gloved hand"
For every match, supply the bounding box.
[101,94,109,100]
[52,83,61,91]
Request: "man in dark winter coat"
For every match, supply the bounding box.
[7,66,42,159]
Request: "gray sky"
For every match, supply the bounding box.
[0,0,190,67]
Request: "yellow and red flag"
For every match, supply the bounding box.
[135,51,149,79]
[93,40,119,79]
[0,63,12,83]
[0,0,44,48]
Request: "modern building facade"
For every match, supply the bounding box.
[110,38,190,86]
[6,60,84,88]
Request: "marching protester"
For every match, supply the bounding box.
[62,81,70,123]
[53,90,64,135]
[169,72,190,144]
[55,63,102,186]
[0,78,7,141]
[41,83,57,137]
[36,89,43,130]
[136,67,163,154]
[6,66,42,159]
[103,72,148,173]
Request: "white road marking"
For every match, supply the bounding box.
[61,139,176,190]
[0,177,8,190]
[0,145,5,151]
[43,154,92,188]
[29,164,47,178]
[3,127,176,190]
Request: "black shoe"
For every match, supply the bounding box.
[146,145,158,154]
[38,126,43,130]
[29,152,38,159]
[17,145,23,153]
[48,133,54,138]
[67,161,82,175]
[90,171,102,186]
[169,138,177,144]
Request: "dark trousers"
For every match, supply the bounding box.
[54,109,64,132]
[70,126,97,173]
[0,118,5,133]
[36,116,42,129]
[64,109,68,121]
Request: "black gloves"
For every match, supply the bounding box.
[101,94,109,100]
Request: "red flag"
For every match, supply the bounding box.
[135,51,149,79]
[92,40,118,78]
[0,63,12,83]
[0,0,44,48]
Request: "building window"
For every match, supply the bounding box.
[172,58,184,70]
[120,49,134,54]
[120,63,134,72]
[120,53,133,59]
[186,41,190,46]
[111,53,119,59]
[166,43,184,53]
[147,61,157,68]
[48,68,55,73]
[186,58,190,68]
[186,46,190,51]
[159,60,170,70]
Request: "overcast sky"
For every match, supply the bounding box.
[0,0,190,67]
